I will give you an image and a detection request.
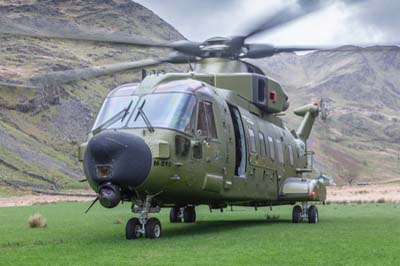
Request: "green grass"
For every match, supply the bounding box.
[1,203,399,266]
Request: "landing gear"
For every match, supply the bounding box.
[125,217,141,239]
[291,202,318,224]
[183,206,196,223]
[170,205,196,223]
[292,205,302,223]
[169,206,182,223]
[125,195,162,240]
[145,217,162,238]
[308,205,318,224]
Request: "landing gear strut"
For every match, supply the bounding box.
[292,202,318,224]
[126,195,162,239]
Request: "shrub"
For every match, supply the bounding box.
[28,213,47,228]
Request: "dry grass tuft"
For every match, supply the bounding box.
[376,198,386,203]
[28,213,47,228]
[266,214,280,221]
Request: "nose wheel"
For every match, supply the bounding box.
[145,217,162,238]
[126,194,162,240]
[125,217,162,239]
[125,218,142,239]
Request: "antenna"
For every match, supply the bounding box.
[187,56,193,72]
[141,69,147,80]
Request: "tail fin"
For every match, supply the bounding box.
[294,102,320,141]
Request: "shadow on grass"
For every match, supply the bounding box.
[163,218,292,238]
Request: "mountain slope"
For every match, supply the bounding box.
[253,47,400,184]
[0,0,185,195]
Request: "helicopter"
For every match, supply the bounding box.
[1,1,391,239]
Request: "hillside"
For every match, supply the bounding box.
[253,46,400,184]
[0,0,185,195]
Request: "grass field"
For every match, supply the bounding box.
[1,203,399,266]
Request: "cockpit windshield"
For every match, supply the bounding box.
[93,92,197,134]
[92,96,139,130]
[128,93,197,134]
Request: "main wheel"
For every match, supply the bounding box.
[125,217,142,240]
[183,206,196,223]
[308,205,318,224]
[292,205,302,223]
[169,207,181,223]
[145,217,162,239]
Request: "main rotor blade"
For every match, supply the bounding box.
[0,81,38,89]
[0,17,171,48]
[0,17,205,56]
[244,44,318,58]
[242,1,328,40]
[30,58,164,87]
[28,52,193,87]
[312,45,400,53]
[244,43,400,58]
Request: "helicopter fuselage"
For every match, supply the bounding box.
[80,62,327,210]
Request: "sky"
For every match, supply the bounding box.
[135,0,400,47]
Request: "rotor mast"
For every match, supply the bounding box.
[193,58,249,74]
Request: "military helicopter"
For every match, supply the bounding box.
[2,1,390,239]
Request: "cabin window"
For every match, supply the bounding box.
[258,132,267,157]
[258,79,266,102]
[276,140,284,165]
[248,128,257,154]
[228,105,247,177]
[268,136,275,161]
[288,144,294,166]
[197,101,218,139]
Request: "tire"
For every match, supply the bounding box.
[125,217,142,240]
[292,205,302,223]
[145,217,162,239]
[183,206,196,223]
[308,205,318,224]
[169,207,181,223]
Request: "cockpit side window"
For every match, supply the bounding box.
[197,101,218,139]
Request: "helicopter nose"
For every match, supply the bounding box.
[83,131,152,189]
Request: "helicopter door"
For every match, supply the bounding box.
[228,105,246,177]
[196,100,221,174]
